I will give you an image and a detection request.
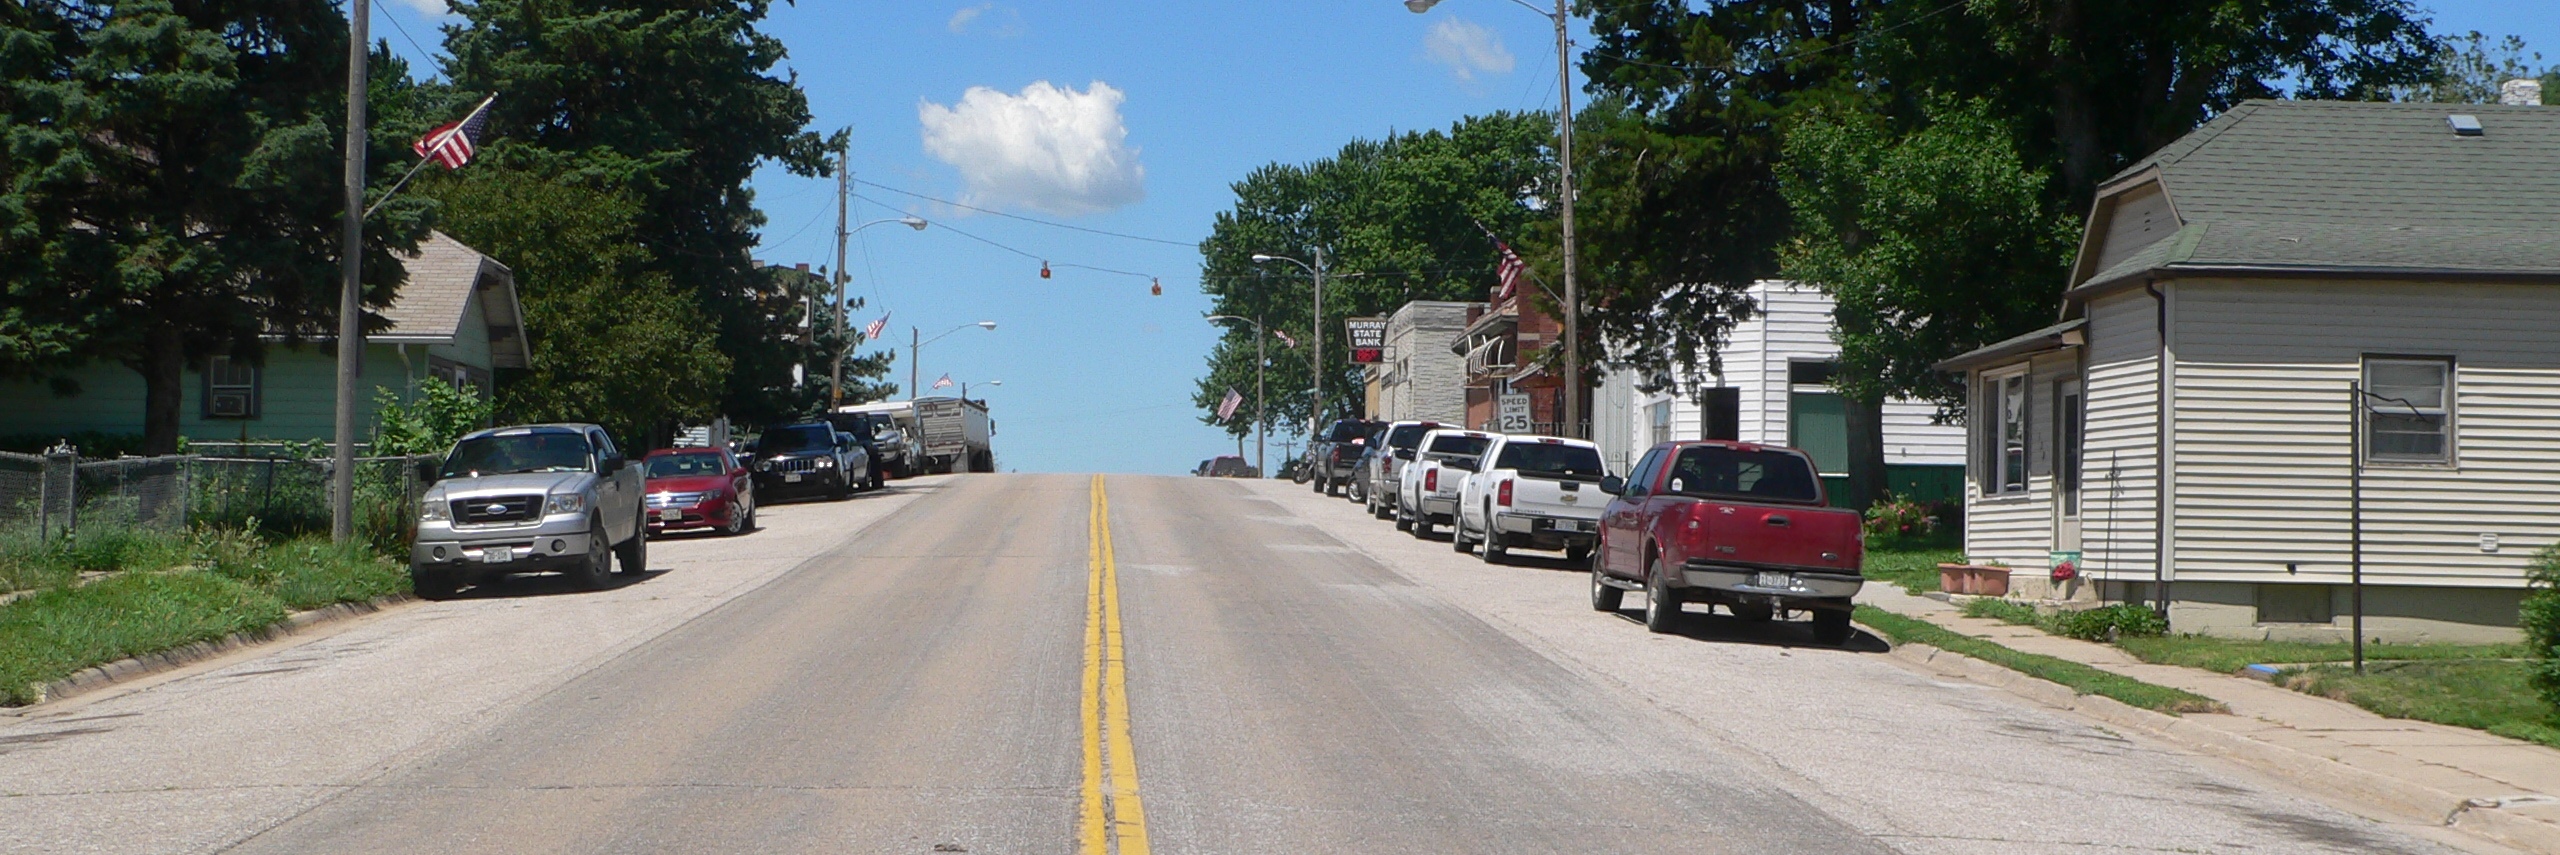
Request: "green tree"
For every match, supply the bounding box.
[441,0,836,428]
[0,2,433,453]
[2370,31,2551,104]
[1195,112,1557,435]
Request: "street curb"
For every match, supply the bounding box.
[23,594,416,708]
[1878,637,2560,855]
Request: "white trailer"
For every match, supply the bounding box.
[912,396,994,473]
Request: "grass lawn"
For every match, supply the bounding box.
[0,529,405,705]
[1865,547,1963,595]
[2285,660,2560,749]
[1854,605,2226,714]
[2115,636,2524,674]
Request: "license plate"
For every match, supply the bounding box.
[784,473,803,483]
[658,508,683,521]
[481,547,512,565]
[1750,571,1792,589]
[1564,520,1594,532]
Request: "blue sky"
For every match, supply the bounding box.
[374,1,2552,475]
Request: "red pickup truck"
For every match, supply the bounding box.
[1590,440,1865,643]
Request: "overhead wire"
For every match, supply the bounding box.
[854,179,1196,247]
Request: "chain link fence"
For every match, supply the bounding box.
[0,446,435,552]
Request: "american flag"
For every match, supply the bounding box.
[932,374,953,390]
[864,313,890,341]
[1494,240,1528,301]
[414,95,495,170]
[1274,329,1297,349]
[1215,387,1244,422]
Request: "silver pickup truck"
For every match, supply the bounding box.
[409,423,648,599]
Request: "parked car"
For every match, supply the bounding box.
[1396,428,1494,538]
[1453,434,1609,564]
[641,447,755,537]
[409,423,648,599]
[1359,420,1445,521]
[1202,455,1258,478]
[1591,440,1865,642]
[1343,422,1392,504]
[749,422,872,501]
[1307,418,1380,496]
[826,409,921,479]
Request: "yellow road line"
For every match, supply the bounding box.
[1083,475,1150,855]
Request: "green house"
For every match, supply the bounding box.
[1,232,529,449]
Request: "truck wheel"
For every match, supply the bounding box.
[1812,606,1854,645]
[1589,557,1622,612]
[1643,557,1683,634]
[1450,515,1472,552]
[411,566,461,601]
[869,469,885,490]
[569,520,613,591]
[1479,510,1507,564]
[1372,497,1393,520]
[1393,502,1414,532]
[1411,513,1433,539]
[614,516,648,576]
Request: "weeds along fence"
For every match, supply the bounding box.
[0,448,437,553]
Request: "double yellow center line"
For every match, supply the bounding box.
[1082,475,1150,855]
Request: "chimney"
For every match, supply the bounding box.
[796,263,811,273]
[2500,78,2543,106]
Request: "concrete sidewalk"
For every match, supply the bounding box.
[1855,584,2560,854]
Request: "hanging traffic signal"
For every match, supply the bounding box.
[1039,261,1052,279]
[1150,277,1162,296]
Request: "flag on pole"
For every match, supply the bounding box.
[932,374,954,390]
[1274,329,1298,349]
[1216,387,1244,422]
[414,95,496,170]
[1494,240,1528,302]
[864,313,890,341]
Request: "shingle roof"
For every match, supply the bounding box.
[375,231,530,369]
[2076,99,2560,292]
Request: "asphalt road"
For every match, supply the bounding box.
[0,474,2509,854]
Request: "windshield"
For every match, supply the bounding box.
[1494,443,1606,479]
[1386,424,1437,450]
[1665,446,1822,503]
[754,425,834,455]
[1323,420,1372,442]
[1425,434,1490,458]
[441,432,594,478]
[646,452,727,479]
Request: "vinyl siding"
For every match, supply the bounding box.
[2082,289,2162,581]
[2170,278,2560,588]
[1,344,428,444]
[1963,350,2078,570]
[1373,302,1475,424]
[2093,182,2177,273]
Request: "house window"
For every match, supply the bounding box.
[1648,400,1673,447]
[1983,371,2028,494]
[2362,357,2453,464]
[1700,387,1740,441]
[1788,360,1846,476]
[202,357,260,420]
[2056,379,2082,516]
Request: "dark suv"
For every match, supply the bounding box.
[1307,418,1380,497]
[748,422,874,500]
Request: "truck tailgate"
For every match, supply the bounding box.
[1508,475,1603,520]
[1692,501,1862,574]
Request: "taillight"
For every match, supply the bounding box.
[1497,479,1513,507]
[1426,469,1438,491]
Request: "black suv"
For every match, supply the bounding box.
[1305,418,1380,497]
[748,422,875,500]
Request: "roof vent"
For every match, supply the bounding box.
[2448,114,2484,136]
[2501,78,2543,106]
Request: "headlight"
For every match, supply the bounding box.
[419,497,449,522]
[546,492,587,515]
[755,460,772,471]
[814,458,834,468]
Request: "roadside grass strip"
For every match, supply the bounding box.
[1853,605,2227,715]
[1862,547,1963,595]
[0,532,403,705]
[2282,660,2560,750]
[2113,636,2524,674]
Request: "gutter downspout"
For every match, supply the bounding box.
[2145,281,2174,623]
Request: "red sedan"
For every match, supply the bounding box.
[642,447,755,537]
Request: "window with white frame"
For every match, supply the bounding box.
[1982,370,2028,494]
[2362,357,2454,464]
[1648,400,1672,447]
[202,356,260,419]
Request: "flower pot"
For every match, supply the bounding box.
[1972,565,2012,597]
[1938,563,1969,594]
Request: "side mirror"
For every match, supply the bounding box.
[1394,449,1414,461]
[600,453,627,474]
[1599,475,1625,495]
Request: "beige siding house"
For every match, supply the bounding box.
[1938,100,2560,642]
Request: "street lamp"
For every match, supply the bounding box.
[960,379,1002,400]
[911,321,997,399]
[830,214,930,408]
[1408,0,1582,438]
[1206,314,1271,478]
[1251,250,1326,436]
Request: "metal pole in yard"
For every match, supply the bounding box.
[2349,382,2365,675]
[329,0,372,543]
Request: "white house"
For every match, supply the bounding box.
[1936,99,2559,642]
[1596,281,1966,500]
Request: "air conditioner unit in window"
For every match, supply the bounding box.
[208,391,252,418]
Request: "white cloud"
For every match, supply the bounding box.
[918,81,1146,216]
[391,0,451,16]
[1423,18,1514,81]
[948,3,990,34]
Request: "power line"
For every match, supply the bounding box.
[373,4,439,66]
[854,179,1196,247]
[850,192,1171,287]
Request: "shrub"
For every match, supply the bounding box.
[1865,493,1956,548]
[372,382,491,458]
[2523,544,2560,721]
[2056,603,2167,642]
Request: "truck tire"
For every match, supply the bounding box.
[1643,556,1683,634]
[1410,512,1433,539]
[1450,514,1473,552]
[569,519,613,591]
[1393,501,1414,532]
[412,566,461,601]
[1812,604,1853,645]
[868,468,885,490]
[1589,556,1622,612]
[614,515,648,576]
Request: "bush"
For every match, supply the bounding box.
[372,382,491,458]
[2523,544,2560,721]
[1865,492,1959,549]
[2055,603,2167,642]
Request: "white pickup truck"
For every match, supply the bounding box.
[1396,428,1494,539]
[1453,434,1609,564]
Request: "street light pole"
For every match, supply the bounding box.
[1208,314,1271,478]
[827,207,926,409]
[1409,0,1579,437]
[329,0,371,543]
[1250,251,1326,435]
[909,321,997,399]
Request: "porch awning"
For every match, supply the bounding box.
[1931,318,2085,373]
